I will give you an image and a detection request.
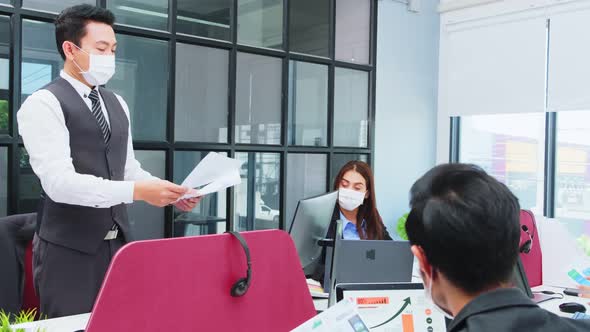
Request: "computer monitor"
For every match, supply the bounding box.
[511,256,554,303]
[512,257,534,298]
[288,191,338,275]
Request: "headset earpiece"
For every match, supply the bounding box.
[227,231,252,297]
[231,277,249,297]
[520,225,533,254]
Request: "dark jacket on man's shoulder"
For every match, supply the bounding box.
[448,288,590,332]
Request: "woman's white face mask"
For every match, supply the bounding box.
[71,43,116,86]
[338,188,366,211]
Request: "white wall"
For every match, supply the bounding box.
[374,0,440,234]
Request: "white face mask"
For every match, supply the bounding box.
[424,270,454,320]
[71,43,115,86]
[338,188,366,211]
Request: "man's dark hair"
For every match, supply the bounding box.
[405,163,521,294]
[54,4,115,60]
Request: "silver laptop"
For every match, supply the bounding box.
[327,239,414,288]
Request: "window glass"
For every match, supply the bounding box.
[0,146,7,216]
[108,34,169,141]
[335,0,370,64]
[174,151,227,236]
[234,152,280,231]
[0,16,9,136]
[556,111,590,220]
[23,0,94,13]
[175,43,228,143]
[286,153,327,230]
[18,147,41,213]
[289,0,330,57]
[127,150,166,240]
[334,68,369,147]
[460,113,545,213]
[288,61,328,146]
[238,0,283,49]
[21,20,63,104]
[108,0,168,31]
[177,0,232,41]
[235,53,282,145]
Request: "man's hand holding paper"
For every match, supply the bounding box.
[177,152,243,201]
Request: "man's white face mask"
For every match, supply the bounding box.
[423,269,454,320]
[71,43,116,86]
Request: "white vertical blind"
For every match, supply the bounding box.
[446,17,547,116]
[547,8,590,112]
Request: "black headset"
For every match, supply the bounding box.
[226,231,252,297]
[519,224,536,254]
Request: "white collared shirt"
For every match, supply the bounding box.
[17,70,157,208]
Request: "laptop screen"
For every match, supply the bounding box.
[336,283,447,332]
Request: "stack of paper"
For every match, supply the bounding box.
[179,152,243,199]
[307,278,328,298]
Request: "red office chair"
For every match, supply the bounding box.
[519,210,543,287]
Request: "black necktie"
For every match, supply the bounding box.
[88,89,111,143]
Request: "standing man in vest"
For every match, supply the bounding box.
[17,5,201,318]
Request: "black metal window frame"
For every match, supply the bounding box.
[0,0,378,236]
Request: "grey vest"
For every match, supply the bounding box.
[37,78,130,254]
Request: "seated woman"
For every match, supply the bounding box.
[312,161,392,282]
[328,160,392,240]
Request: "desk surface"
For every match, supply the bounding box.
[534,286,590,318]
[10,313,90,331]
[12,286,590,331]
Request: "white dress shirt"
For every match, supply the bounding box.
[17,70,157,208]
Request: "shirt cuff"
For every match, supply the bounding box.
[111,180,135,205]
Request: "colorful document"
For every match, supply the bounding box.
[292,299,369,332]
[568,269,590,286]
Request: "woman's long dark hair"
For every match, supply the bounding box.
[333,161,385,240]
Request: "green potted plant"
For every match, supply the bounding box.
[0,309,45,332]
[396,212,409,241]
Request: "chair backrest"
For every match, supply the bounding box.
[0,213,37,315]
[519,210,542,287]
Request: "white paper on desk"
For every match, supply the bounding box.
[179,152,243,199]
[291,299,370,332]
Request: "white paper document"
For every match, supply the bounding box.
[291,299,370,332]
[179,152,243,199]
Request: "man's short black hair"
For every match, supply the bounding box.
[55,4,115,60]
[405,163,521,294]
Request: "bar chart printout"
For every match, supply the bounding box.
[343,289,446,332]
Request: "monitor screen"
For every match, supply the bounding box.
[289,191,338,275]
[511,257,533,298]
[339,286,447,332]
